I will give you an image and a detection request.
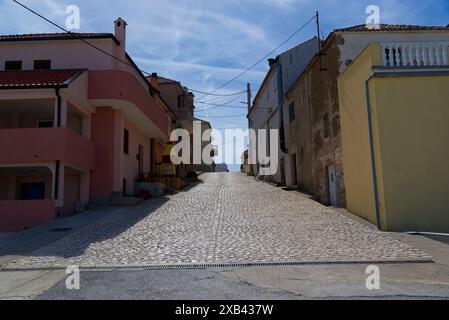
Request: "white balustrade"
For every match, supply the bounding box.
[380,42,449,67]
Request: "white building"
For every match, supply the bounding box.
[248,37,319,184]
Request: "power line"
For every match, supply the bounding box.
[170,95,243,114]
[196,14,317,101]
[196,105,246,112]
[14,0,317,108]
[205,114,246,119]
[12,0,140,70]
[189,89,246,97]
[12,0,245,98]
[194,95,244,112]
[197,101,245,107]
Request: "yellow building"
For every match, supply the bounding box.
[338,42,449,232]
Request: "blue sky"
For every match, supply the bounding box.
[1,0,449,170]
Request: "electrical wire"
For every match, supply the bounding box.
[12,0,246,98]
[13,0,317,110]
[196,14,317,101]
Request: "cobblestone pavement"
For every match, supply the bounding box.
[7,173,430,268]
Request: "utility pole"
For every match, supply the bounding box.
[315,11,321,51]
[246,83,252,116]
[315,10,327,71]
[246,83,254,176]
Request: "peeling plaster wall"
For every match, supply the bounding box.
[285,39,346,207]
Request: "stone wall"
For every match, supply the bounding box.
[285,38,346,207]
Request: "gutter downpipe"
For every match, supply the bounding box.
[365,76,382,230]
[54,87,62,201]
[277,63,288,154]
[55,87,62,127]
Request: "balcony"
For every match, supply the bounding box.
[88,70,171,138]
[0,127,95,171]
[380,42,449,67]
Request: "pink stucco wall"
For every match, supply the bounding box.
[88,70,170,137]
[0,128,94,171]
[123,119,152,196]
[0,114,54,129]
[90,107,115,200]
[0,200,55,232]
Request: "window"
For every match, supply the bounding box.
[5,60,22,71]
[37,120,54,128]
[124,129,129,155]
[323,113,331,138]
[288,102,295,122]
[20,182,45,200]
[177,95,185,108]
[33,60,51,70]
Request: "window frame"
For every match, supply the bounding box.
[33,59,52,70]
[5,60,22,71]
[36,120,54,128]
[177,95,185,108]
[124,128,129,155]
[288,102,295,122]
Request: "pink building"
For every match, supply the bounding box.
[0,19,171,232]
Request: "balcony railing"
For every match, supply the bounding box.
[0,127,95,171]
[380,42,449,67]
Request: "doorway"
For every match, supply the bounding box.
[138,144,144,175]
[327,164,338,206]
[63,167,81,216]
[291,153,298,186]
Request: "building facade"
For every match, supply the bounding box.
[149,74,196,178]
[339,41,449,232]
[283,24,449,208]
[193,118,216,173]
[248,37,319,184]
[0,19,171,232]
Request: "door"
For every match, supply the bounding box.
[291,154,298,186]
[138,145,144,174]
[328,165,337,206]
[63,174,80,216]
[280,159,286,186]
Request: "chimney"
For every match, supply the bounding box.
[150,72,159,90]
[114,18,127,52]
[268,58,276,67]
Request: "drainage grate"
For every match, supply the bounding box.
[49,228,72,232]
[2,259,434,272]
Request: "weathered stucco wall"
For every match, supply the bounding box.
[285,39,346,206]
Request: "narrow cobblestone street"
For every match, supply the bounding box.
[7,173,430,269]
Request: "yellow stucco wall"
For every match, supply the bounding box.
[339,43,449,232]
[338,44,383,227]
[373,75,449,232]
